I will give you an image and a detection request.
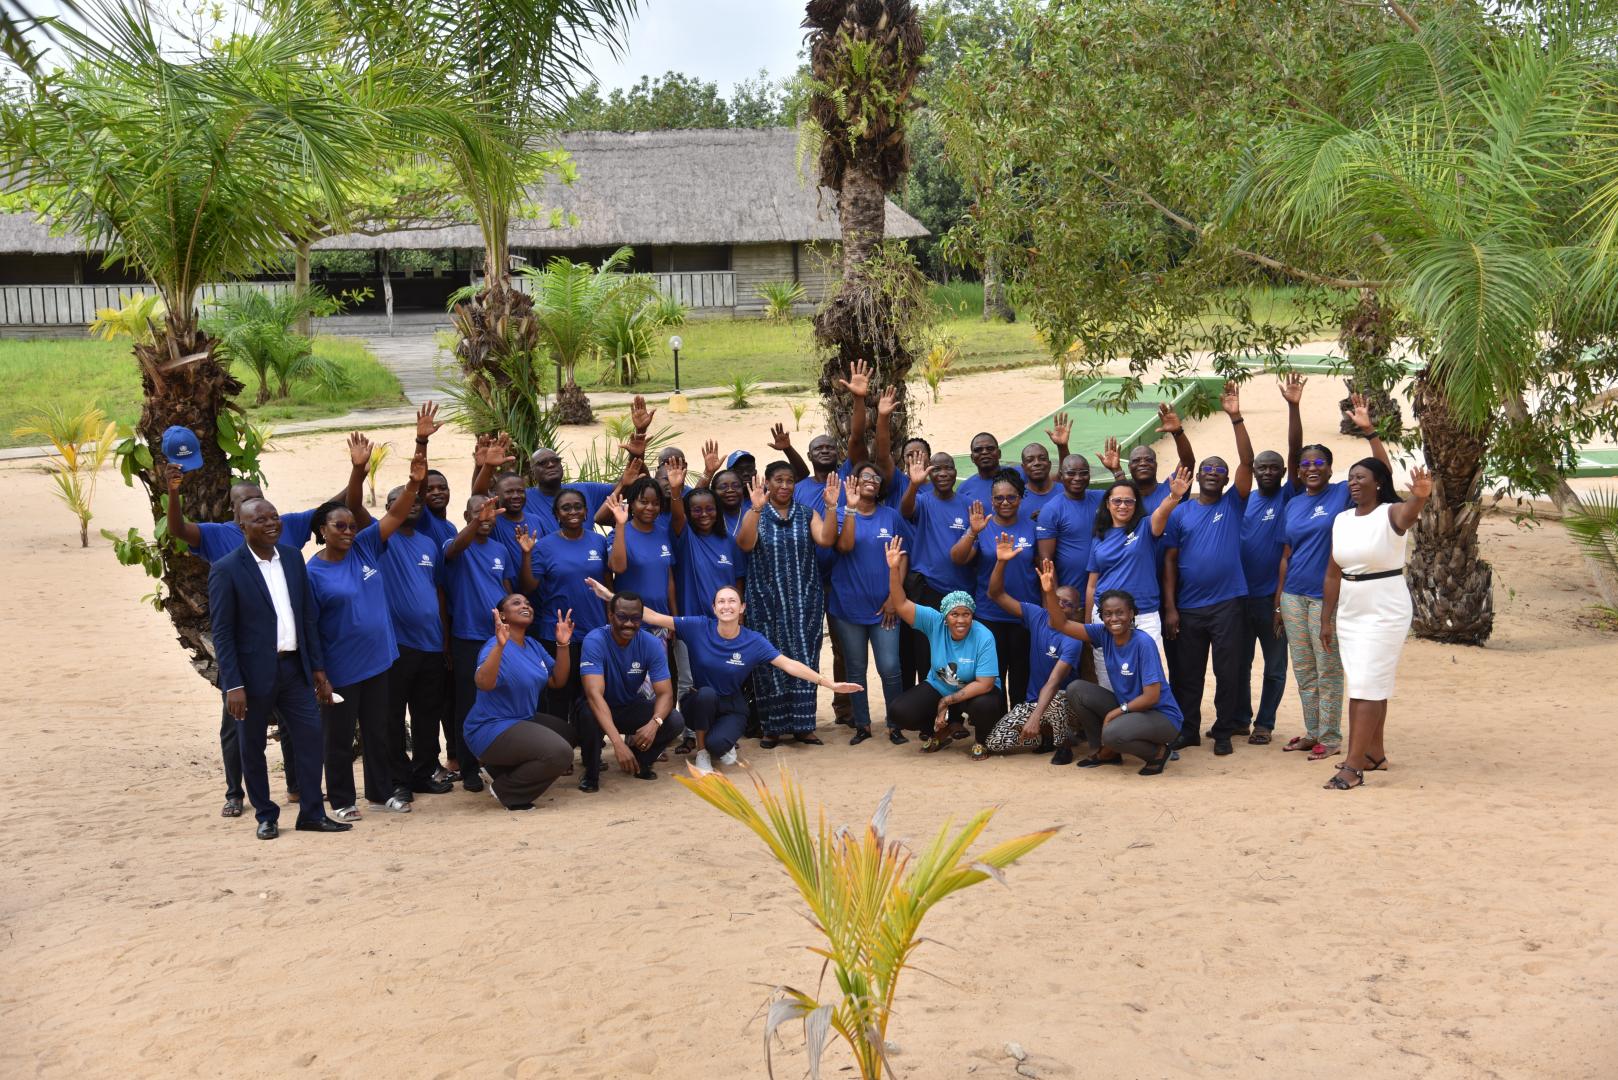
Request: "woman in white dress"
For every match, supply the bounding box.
[1319,459,1431,790]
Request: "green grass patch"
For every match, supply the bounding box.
[0,334,403,448]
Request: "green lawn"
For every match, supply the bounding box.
[0,335,404,448]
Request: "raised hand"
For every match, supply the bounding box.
[492,607,510,646]
[883,534,905,569]
[1156,402,1183,435]
[513,524,536,555]
[1037,557,1057,594]
[415,401,443,441]
[165,461,184,493]
[1168,465,1193,499]
[995,531,1019,562]
[554,609,575,647]
[702,439,721,476]
[836,357,873,398]
[604,492,630,527]
[583,577,613,601]
[622,428,650,460]
[1409,465,1433,500]
[475,433,514,469]
[823,470,842,508]
[409,450,428,484]
[347,431,373,469]
[1221,380,1242,418]
[967,499,988,535]
[906,448,929,485]
[746,475,768,510]
[1345,392,1374,433]
[1045,411,1071,446]
[877,385,897,417]
[1099,435,1122,474]
[630,394,654,434]
[475,498,501,526]
[768,424,792,452]
[1280,372,1307,405]
[665,454,688,492]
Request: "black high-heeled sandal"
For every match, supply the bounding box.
[1324,765,1365,790]
[1138,745,1172,776]
[1365,755,1388,771]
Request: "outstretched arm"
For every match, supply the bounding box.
[1388,466,1431,534]
[771,653,864,694]
[950,500,987,565]
[769,425,810,482]
[1039,558,1093,643]
[377,450,427,542]
[1223,381,1254,498]
[1158,403,1195,472]
[873,387,897,488]
[163,464,203,550]
[1150,468,1190,537]
[986,532,1025,619]
[884,537,917,626]
[1281,374,1305,488]
[1345,392,1392,471]
[343,432,376,528]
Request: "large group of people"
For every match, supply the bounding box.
[176,366,1430,840]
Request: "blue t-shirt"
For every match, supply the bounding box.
[415,510,457,550]
[794,460,854,512]
[525,481,618,536]
[442,535,514,642]
[1021,484,1062,522]
[673,527,744,618]
[1140,480,1176,517]
[1240,486,1292,598]
[1020,602,1083,704]
[1035,491,1104,591]
[1087,623,1182,728]
[195,508,317,562]
[306,521,398,687]
[829,505,912,625]
[955,464,1025,512]
[492,508,548,587]
[609,522,677,614]
[579,626,670,706]
[903,488,975,595]
[884,472,912,510]
[912,603,1000,696]
[1087,524,1161,613]
[1163,488,1248,610]
[968,515,1040,624]
[1282,481,1352,599]
[462,637,553,759]
[379,526,444,653]
[532,530,610,639]
[672,616,780,696]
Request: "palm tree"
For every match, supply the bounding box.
[1,1,413,677]
[1236,3,1618,642]
[520,247,655,424]
[803,0,928,450]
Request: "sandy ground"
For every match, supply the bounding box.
[4,362,1617,1079]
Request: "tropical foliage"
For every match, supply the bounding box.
[678,763,1057,1079]
[203,287,354,404]
[755,280,807,322]
[88,292,165,347]
[12,402,116,547]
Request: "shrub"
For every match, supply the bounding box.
[13,402,117,547]
[755,280,807,321]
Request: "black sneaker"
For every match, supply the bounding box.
[1049,746,1074,766]
[462,773,485,793]
[1214,737,1234,756]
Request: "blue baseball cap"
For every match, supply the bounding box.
[161,425,204,472]
[725,449,755,469]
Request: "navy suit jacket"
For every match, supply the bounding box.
[209,542,325,697]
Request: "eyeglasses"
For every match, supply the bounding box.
[325,520,355,533]
[990,493,1019,503]
[1109,498,1137,507]
[1199,466,1229,476]
[1299,458,1329,469]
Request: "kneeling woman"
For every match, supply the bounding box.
[984,534,1085,761]
[881,537,1004,757]
[1041,563,1183,775]
[464,595,576,810]
[584,579,861,770]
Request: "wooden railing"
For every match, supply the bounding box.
[0,282,294,326]
[512,270,737,310]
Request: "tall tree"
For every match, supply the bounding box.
[803,0,929,449]
[1,1,437,678]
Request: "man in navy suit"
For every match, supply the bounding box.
[209,497,352,839]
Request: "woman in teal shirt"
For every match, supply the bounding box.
[880,536,1003,759]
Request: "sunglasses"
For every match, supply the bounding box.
[991,493,1019,503]
[1199,466,1229,476]
[1299,458,1329,469]
[1109,498,1137,507]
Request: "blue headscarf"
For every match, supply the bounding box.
[940,591,976,615]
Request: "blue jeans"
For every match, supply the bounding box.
[1239,593,1289,731]
[829,616,902,732]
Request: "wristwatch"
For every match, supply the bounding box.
[1119,702,1130,713]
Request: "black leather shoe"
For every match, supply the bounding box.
[578,776,600,793]
[256,820,279,840]
[294,818,353,833]
[1214,737,1234,756]
[462,774,485,793]
[1171,733,1202,751]
[412,777,453,795]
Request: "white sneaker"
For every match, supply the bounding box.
[719,748,739,767]
[693,749,714,774]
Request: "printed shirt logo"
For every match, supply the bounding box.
[952,517,965,528]
[1015,536,1031,549]
[877,527,892,539]
[1046,644,1058,657]
[361,564,379,581]
[629,661,643,673]
[718,554,733,566]
[492,556,505,571]
[726,651,746,666]
[587,550,602,562]
[1123,530,1140,547]
[1212,512,1224,524]
[1120,661,1133,677]
[1311,505,1328,518]
[660,545,671,557]
[417,553,434,567]
[1262,507,1276,522]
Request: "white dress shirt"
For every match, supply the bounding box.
[252,546,300,653]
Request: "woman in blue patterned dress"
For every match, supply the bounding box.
[735,461,840,744]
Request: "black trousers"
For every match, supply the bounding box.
[237,654,327,826]
[887,682,1005,745]
[479,714,573,807]
[577,698,686,782]
[1168,598,1247,739]
[322,669,395,808]
[984,619,1031,711]
[539,637,583,728]
[449,636,485,774]
[1066,679,1178,762]
[903,578,947,690]
[680,686,749,759]
[387,645,448,790]
[220,701,295,799]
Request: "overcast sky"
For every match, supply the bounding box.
[580,0,807,92]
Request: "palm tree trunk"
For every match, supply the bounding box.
[133,316,242,683]
[1337,291,1403,440]
[1408,372,1494,644]
[982,248,1014,323]
[293,240,312,338]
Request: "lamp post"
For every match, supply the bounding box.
[668,334,687,414]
